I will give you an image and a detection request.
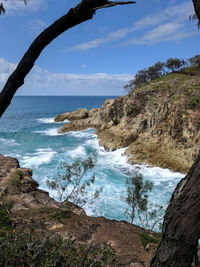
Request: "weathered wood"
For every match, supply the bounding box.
[0,0,135,117]
[151,151,200,267]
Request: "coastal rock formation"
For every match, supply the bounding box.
[56,69,200,173]
[0,154,156,266]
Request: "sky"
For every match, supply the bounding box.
[0,0,199,96]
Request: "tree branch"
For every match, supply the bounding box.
[192,0,200,25]
[0,0,136,117]
[93,1,136,11]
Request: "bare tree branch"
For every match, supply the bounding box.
[0,0,135,117]
[93,1,135,11]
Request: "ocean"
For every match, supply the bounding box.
[0,96,184,228]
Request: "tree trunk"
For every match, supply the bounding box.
[192,0,200,24]
[0,0,135,118]
[151,151,200,267]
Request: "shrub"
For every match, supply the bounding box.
[0,230,119,266]
[139,233,160,248]
[0,205,12,231]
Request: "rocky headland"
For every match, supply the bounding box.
[56,67,200,173]
[0,154,157,266]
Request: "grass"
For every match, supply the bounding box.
[139,232,161,248]
[50,209,71,223]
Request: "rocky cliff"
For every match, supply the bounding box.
[56,66,200,173]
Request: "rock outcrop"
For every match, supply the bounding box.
[0,154,156,266]
[56,68,200,173]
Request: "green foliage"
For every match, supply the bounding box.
[50,209,71,223]
[0,230,119,266]
[139,233,160,248]
[121,173,153,231]
[165,58,186,72]
[188,55,200,66]
[46,156,103,207]
[0,205,12,231]
[124,55,200,93]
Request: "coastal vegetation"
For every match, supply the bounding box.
[121,172,153,231]
[0,205,118,266]
[124,55,200,93]
[46,155,103,208]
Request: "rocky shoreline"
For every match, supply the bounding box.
[55,72,200,173]
[0,154,157,266]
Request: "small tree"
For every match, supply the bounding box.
[46,155,103,208]
[188,54,200,67]
[121,173,153,231]
[165,58,186,72]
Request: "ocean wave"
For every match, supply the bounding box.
[21,148,56,168]
[138,164,185,182]
[0,137,19,146]
[67,128,96,138]
[68,145,87,158]
[36,118,69,124]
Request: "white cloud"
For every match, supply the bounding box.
[0,58,16,83]
[28,19,47,35]
[123,21,194,45]
[0,58,133,95]
[66,1,194,51]
[66,27,129,51]
[3,0,46,15]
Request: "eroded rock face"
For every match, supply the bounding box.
[0,154,60,212]
[56,72,200,173]
[55,108,88,122]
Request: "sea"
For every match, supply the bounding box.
[0,96,184,228]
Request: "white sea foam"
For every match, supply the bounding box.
[36,118,55,123]
[35,128,68,136]
[68,146,86,158]
[36,117,69,124]
[35,126,93,137]
[21,148,56,168]
[68,128,96,138]
[0,137,19,146]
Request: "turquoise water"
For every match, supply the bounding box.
[0,96,184,227]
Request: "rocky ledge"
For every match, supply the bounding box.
[56,70,200,173]
[0,154,157,266]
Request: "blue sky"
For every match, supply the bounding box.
[0,0,199,95]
